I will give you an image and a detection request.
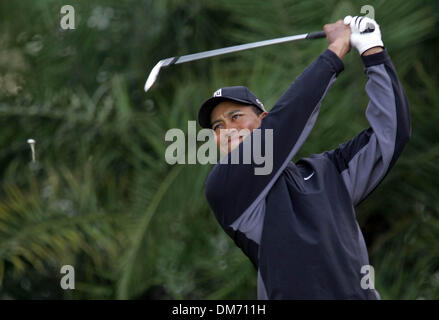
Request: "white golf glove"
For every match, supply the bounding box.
[344,15,384,55]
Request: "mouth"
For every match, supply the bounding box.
[227,136,243,144]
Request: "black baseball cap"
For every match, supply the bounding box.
[198,86,266,128]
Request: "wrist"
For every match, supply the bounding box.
[328,41,350,59]
[362,46,384,56]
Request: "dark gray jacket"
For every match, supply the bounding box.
[205,49,411,299]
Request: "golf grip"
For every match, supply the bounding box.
[306,23,375,40]
[306,31,326,39]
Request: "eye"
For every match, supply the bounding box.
[232,114,242,120]
[213,123,223,131]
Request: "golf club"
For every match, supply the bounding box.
[144,24,375,92]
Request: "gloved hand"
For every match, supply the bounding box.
[343,15,384,55]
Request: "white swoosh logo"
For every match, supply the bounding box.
[304,171,314,181]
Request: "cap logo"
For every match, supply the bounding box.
[213,89,222,97]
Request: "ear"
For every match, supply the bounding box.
[256,111,268,128]
[259,111,268,120]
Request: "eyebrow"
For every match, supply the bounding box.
[210,109,242,128]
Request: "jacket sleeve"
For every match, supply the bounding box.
[322,49,411,207]
[205,49,344,232]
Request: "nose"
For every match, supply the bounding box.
[222,128,239,137]
[223,120,241,132]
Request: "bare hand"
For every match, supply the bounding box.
[324,20,351,59]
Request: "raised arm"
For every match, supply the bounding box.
[322,17,411,207]
[323,49,411,207]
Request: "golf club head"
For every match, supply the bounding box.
[144,57,176,92]
[144,60,165,92]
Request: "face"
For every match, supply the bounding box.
[210,101,268,154]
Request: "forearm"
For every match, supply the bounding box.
[363,49,411,161]
[262,49,343,166]
[325,49,410,207]
[354,50,410,204]
[328,41,383,58]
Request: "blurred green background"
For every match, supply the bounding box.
[0,0,438,299]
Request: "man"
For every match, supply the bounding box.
[197,16,411,299]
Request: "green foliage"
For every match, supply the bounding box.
[0,0,438,299]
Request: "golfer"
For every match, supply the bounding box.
[198,16,410,299]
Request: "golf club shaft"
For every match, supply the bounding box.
[168,31,325,67]
[144,30,326,92]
